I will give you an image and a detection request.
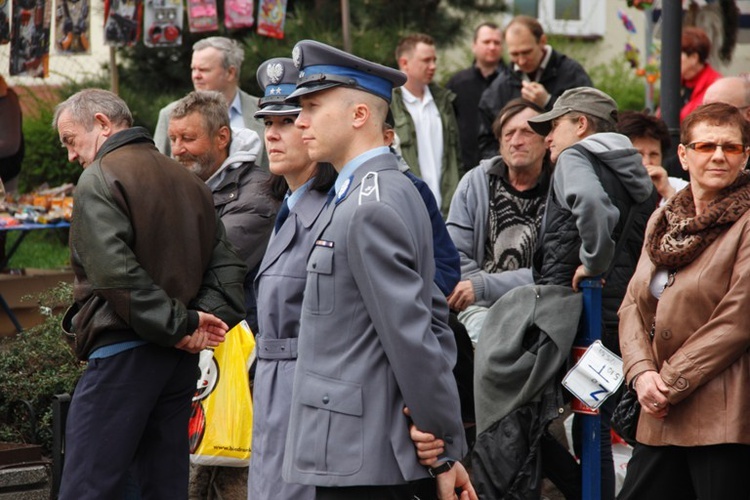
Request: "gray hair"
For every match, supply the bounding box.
[53,88,133,130]
[170,90,231,140]
[193,37,245,77]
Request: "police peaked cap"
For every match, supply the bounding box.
[255,57,302,118]
[287,40,407,103]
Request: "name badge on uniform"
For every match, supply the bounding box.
[315,239,334,248]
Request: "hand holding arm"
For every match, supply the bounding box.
[175,312,228,353]
[436,462,478,500]
[634,370,670,419]
[404,407,445,466]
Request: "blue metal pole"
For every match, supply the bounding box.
[579,277,603,500]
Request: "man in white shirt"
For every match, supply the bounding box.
[391,33,461,216]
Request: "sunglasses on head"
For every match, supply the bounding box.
[686,142,747,155]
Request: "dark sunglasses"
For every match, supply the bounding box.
[686,142,748,155]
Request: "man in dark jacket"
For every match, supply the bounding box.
[168,89,278,498]
[477,15,592,160]
[168,90,279,334]
[446,22,505,173]
[55,89,247,500]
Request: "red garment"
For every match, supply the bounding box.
[680,63,722,122]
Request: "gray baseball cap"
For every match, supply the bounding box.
[528,87,618,136]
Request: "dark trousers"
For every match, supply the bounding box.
[618,442,750,500]
[58,343,199,500]
[316,478,436,500]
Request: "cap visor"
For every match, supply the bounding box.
[254,103,302,118]
[527,107,570,136]
[286,81,343,102]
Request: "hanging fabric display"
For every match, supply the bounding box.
[256,0,286,39]
[55,0,90,54]
[10,0,51,76]
[186,0,217,33]
[143,0,182,47]
[0,0,10,44]
[103,0,142,47]
[224,0,253,30]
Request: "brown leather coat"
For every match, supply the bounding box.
[68,128,246,360]
[619,207,750,446]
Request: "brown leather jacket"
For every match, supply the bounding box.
[619,207,750,446]
[66,128,246,360]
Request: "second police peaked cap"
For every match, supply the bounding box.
[286,40,407,103]
[255,57,301,118]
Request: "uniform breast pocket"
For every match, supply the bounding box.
[304,244,335,315]
[294,371,364,475]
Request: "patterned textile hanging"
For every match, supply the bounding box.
[257,0,286,39]
[55,0,90,54]
[103,0,142,47]
[10,0,51,76]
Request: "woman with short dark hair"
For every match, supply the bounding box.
[618,102,750,498]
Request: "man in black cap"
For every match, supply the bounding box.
[281,39,475,500]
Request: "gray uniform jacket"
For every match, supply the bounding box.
[248,188,328,500]
[283,152,467,487]
[152,89,268,169]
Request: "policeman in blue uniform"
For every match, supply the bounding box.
[281,40,475,500]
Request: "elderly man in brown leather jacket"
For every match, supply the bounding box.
[55,88,246,500]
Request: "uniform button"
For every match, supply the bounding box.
[322,396,330,404]
[312,263,317,269]
[675,377,688,390]
[280,346,285,351]
[444,435,453,444]
[230,193,235,198]
[661,330,672,340]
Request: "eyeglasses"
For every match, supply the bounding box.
[686,142,748,155]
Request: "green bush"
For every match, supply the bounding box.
[19,96,80,193]
[0,283,83,455]
[589,58,657,113]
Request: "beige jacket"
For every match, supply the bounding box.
[619,207,750,446]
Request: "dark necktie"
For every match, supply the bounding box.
[274,198,290,233]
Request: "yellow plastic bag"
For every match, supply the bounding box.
[188,320,255,467]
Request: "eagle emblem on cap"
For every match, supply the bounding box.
[267,63,284,84]
[292,46,302,69]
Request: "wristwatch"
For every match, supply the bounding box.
[428,460,455,478]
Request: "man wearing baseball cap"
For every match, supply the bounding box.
[528,87,656,499]
[281,40,475,500]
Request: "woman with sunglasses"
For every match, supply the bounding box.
[248,57,336,500]
[618,102,750,499]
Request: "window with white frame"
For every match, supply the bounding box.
[512,0,606,38]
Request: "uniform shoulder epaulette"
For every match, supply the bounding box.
[358,171,380,205]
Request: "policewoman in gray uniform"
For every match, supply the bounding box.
[248,58,337,500]
[281,40,475,500]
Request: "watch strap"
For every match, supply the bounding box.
[428,460,455,478]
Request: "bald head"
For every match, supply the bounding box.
[703,77,750,120]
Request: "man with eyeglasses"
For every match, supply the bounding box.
[527,87,657,500]
[476,15,592,161]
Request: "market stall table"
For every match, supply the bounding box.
[0,221,70,332]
